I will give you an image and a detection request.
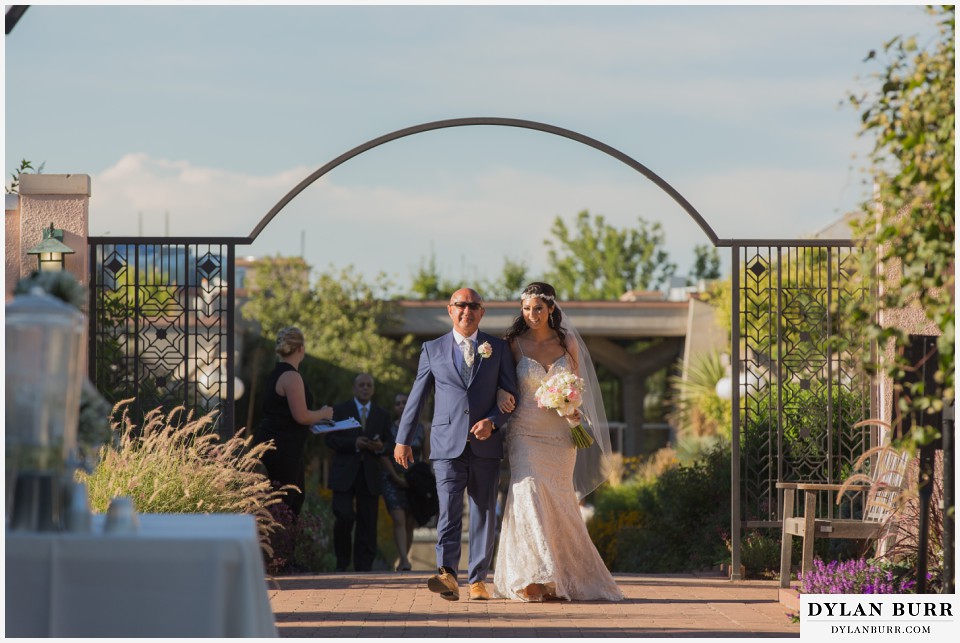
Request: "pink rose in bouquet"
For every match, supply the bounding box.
[533,369,594,449]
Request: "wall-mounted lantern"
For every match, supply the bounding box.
[26,223,75,272]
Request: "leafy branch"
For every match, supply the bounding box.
[6,158,45,194]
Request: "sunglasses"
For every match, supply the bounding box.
[449,302,482,311]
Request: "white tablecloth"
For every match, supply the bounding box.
[5,513,278,637]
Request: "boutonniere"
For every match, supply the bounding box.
[477,341,493,359]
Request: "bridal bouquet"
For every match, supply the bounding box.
[534,369,594,449]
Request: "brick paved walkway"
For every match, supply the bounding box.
[268,571,800,637]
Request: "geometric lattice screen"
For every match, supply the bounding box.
[88,239,236,434]
[735,243,871,526]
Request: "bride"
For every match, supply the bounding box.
[493,282,622,602]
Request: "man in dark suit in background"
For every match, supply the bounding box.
[326,372,391,572]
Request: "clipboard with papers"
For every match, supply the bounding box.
[310,417,361,435]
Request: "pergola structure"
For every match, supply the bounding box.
[86,117,870,580]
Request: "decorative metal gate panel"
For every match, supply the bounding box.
[88,237,237,434]
[731,241,872,533]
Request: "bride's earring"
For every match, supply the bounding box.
[548,315,555,328]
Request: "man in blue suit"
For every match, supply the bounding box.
[394,287,517,601]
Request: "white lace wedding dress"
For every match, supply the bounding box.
[493,354,623,602]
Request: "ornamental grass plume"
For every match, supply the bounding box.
[839,426,910,517]
[800,558,917,594]
[81,399,289,557]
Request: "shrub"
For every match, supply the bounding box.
[266,501,298,575]
[589,441,731,572]
[295,498,337,572]
[589,505,643,566]
[743,383,868,484]
[738,529,782,579]
[265,494,337,574]
[82,400,286,556]
[800,558,918,594]
[741,383,870,522]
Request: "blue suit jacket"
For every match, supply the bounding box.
[396,330,517,460]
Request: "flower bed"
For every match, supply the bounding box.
[800,558,918,594]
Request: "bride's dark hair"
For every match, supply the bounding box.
[504,282,569,356]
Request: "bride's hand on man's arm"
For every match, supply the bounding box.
[497,388,515,413]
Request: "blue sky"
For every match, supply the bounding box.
[3,3,940,292]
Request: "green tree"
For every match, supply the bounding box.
[408,252,457,301]
[690,244,721,283]
[240,256,313,338]
[847,6,954,448]
[242,256,415,392]
[241,257,417,501]
[482,256,530,301]
[544,210,676,300]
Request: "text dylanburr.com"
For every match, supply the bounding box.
[801,595,957,639]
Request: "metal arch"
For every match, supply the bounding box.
[246,116,722,246]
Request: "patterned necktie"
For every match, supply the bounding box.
[360,406,368,429]
[461,338,475,384]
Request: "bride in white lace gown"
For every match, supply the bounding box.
[493,283,622,602]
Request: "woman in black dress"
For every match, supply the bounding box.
[253,327,333,515]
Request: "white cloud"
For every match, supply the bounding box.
[92,154,312,237]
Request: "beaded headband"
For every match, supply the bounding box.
[521,292,555,303]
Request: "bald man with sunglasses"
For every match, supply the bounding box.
[394,288,517,602]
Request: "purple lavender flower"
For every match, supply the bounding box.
[800,557,919,595]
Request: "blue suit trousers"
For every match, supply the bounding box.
[432,442,501,583]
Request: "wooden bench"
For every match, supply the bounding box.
[776,446,910,588]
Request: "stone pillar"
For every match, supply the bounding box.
[622,372,645,457]
[681,297,726,379]
[875,208,942,444]
[5,193,22,300]
[17,174,91,286]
